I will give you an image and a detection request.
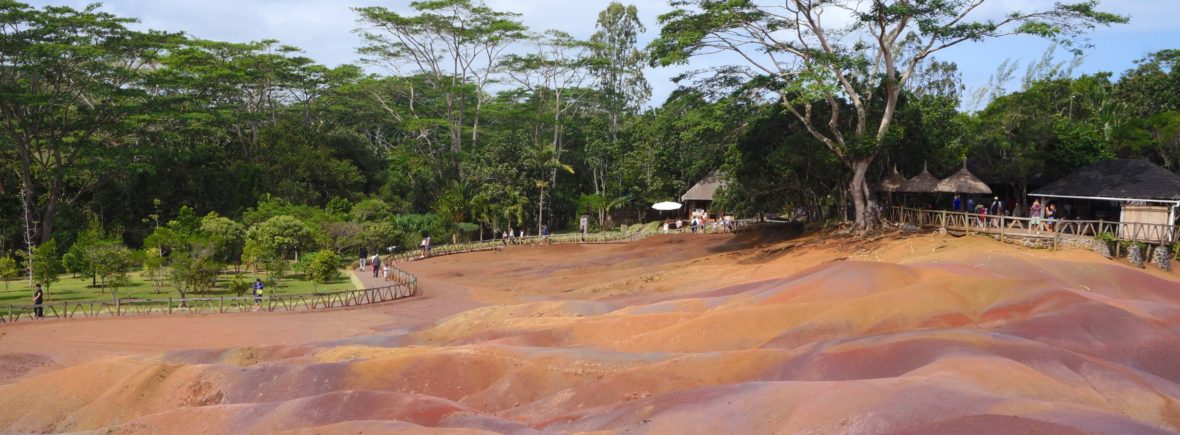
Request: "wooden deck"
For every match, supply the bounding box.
[887,206,1179,247]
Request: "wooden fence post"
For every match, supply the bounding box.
[219,296,224,313]
[168,298,173,314]
[115,297,121,317]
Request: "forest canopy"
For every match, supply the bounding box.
[0,0,1174,277]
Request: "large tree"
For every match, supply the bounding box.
[650,0,1125,231]
[588,2,650,226]
[0,2,177,243]
[355,0,527,177]
[501,30,590,233]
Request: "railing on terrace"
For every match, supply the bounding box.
[2,266,418,324]
[886,206,1179,245]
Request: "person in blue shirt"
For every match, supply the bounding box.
[952,195,961,211]
[252,278,264,311]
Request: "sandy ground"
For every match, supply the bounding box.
[1,227,1179,434]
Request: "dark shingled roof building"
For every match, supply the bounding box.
[1031,159,1180,234]
[1031,159,1180,203]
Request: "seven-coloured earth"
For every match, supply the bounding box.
[1,227,1179,434]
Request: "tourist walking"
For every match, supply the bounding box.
[359,246,368,270]
[541,225,550,244]
[989,196,1003,227]
[372,254,382,277]
[952,195,961,211]
[423,235,432,256]
[252,278,264,311]
[32,283,44,318]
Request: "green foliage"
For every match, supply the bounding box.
[1120,240,1147,250]
[360,221,401,253]
[325,197,353,217]
[246,215,319,260]
[200,213,246,265]
[0,2,181,244]
[1094,231,1117,243]
[167,241,221,298]
[350,199,393,222]
[261,257,289,288]
[142,248,168,294]
[0,257,18,291]
[27,240,63,293]
[304,249,342,291]
[229,274,251,297]
[92,244,135,297]
[0,1,1159,256]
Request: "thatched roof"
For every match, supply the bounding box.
[681,170,727,202]
[900,165,940,193]
[876,166,907,192]
[1031,159,1180,202]
[936,163,992,194]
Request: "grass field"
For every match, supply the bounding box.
[0,269,359,306]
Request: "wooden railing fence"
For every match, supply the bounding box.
[886,206,1179,245]
[3,266,418,324]
[391,220,753,262]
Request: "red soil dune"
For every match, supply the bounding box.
[2,229,1179,434]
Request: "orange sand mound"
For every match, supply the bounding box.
[1,229,1179,433]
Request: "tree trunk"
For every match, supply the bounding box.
[537,187,545,235]
[848,158,880,232]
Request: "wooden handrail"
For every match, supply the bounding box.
[387,220,754,263]
[2,266,419,324]
[888,206,1178,244]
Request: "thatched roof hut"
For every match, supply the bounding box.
[900,165,940,193]
[681,170,727,202]
[936,163,992,194]
[876,166,907,192]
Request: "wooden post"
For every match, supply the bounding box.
[115,297,121,317]
[219,296,224,313]
[62,302,68,319]
[168,298,173,314]
[1000,217,1007,243]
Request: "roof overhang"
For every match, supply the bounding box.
[1029,193,1180,205]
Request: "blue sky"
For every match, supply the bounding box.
[24,0,1180,108]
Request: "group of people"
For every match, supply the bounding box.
[950,195,1060,231]
[358,245,392,278]
[496,225,555,245]
[661,214,737,234]
[1028,199,1059,232]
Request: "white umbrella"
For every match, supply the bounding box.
[652,201,682,211]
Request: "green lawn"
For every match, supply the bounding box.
[0,269,360,306]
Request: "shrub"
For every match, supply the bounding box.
[1094,231,1117,243]
[305,250,342,292]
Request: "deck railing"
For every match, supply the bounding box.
[887,206,1179,244]
[2,266,418,324]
